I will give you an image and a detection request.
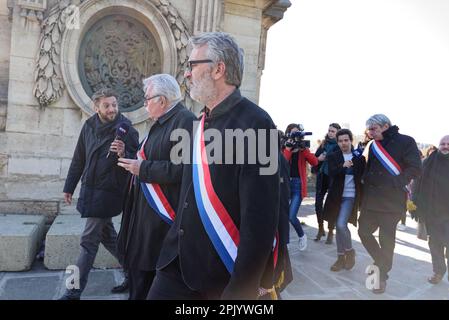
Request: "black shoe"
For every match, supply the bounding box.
[372,280,387,294]
[314,225,325,242]
[111,278,129,293]
[344,249,356,270]
[330,255,346,272]
[428,273,444,285]
[58,289,81,300]
[325,230,334,244]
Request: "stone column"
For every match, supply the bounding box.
[194,0,224,35]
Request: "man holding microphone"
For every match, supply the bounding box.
[58,88,139,300]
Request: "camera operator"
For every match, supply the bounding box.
[282,124,318,251]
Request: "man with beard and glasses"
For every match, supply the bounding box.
[147,32,280,300]
[58,88,139,300]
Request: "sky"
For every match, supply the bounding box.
[259,0,449,146]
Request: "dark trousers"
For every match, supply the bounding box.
[315,173,333,229]
[358,210,402,281]
[76,217,119,292]
[147,258,205,300]
[429,236,449,276]
[128,269,155,300]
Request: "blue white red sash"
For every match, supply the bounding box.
[371,140,402,176]
[138,136,176,225]
[273,232,279,268]
[192,116,279,273]
[192,116,240,273]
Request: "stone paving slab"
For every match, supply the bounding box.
[44,215,122,270]
[0,214,46,271]
[0,274,61,300]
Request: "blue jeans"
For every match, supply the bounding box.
[289,178,304,238]
[336,197,355,255]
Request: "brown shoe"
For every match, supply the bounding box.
[330,255,346,272]
[344,249,356,270]
[428,273,444,285]
[372,280,387,294]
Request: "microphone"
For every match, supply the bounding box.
[106,122,130,158]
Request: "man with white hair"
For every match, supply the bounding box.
[116,74,196,299]
[412,135,449,285]
[358,114,422,294]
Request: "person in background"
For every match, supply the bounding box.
[411,135,449,285]
[313,123,341,244]
[282,124,318,251]
[358,114,422,294]
[323,129,365,272]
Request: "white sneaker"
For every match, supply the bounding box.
[397,224,406,231]
[299,234,307,251]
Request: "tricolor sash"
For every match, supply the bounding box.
[273,232,279,268]
[371,140,402,176]
[138,136,176,225]
[192,116,278,274]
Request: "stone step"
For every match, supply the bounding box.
[44,215,122,270]
[0,214,46,271]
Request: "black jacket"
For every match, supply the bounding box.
[412,151,449,244]
[63,113,139,218]
[156,90,280,299]
[361,125,422,213]
[323,150,365,226]
[117,104,196,271]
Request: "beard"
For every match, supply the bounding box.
[98,110,118,123]
[189,70,218,106]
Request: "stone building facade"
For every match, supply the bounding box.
[0,0,290,220]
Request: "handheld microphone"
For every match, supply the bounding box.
[106,122,130,158]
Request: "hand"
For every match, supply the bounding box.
[117,158,143,176]
[63,193,72,205]
[110,140,125,158]
[343,160,353,168]
[318,153,326,161]
[407,200,417,212]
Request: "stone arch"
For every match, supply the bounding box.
[60,0,181,124]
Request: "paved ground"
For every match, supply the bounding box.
[0,198,448,300]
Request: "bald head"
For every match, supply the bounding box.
[439,135,449,155]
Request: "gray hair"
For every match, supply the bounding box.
[366,114,392,128]
[190,32,244,87]
[143,74,182,105]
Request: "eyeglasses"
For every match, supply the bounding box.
[144,95,161,104]
[186,59,213,72]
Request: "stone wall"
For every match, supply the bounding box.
[0,0,12,132]
[0,0,290,216]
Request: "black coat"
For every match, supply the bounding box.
[361,126,422,214]
[156,90,280,299]
[117,104,196,271]
[323,150,365,227]
[63,113,139,218]
[412,151,449,245]
[260,153,292,291]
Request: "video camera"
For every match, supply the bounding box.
[284,124,312,149]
